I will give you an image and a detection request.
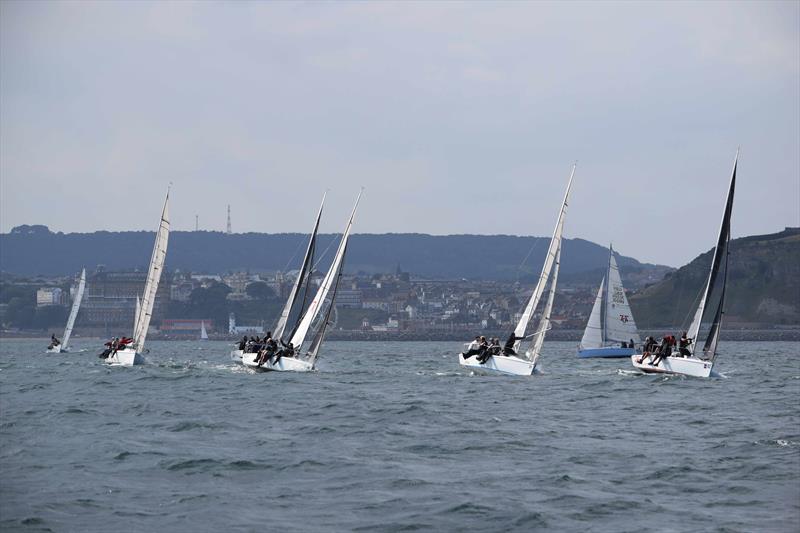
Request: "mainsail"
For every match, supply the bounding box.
[200,321,208,340]
[687,151,737,359]
[512,165,574,354]
[133,190,170,353]
[603,248,640,345]
[273,193,325,342]
[61,268,86,350]
[290,190,362,358]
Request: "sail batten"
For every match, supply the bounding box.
[61,269,86,350]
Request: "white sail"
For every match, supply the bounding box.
[134,296,141,333]
[61,268,86,350]
[529,244,561,365]
[513,165,574,353]
[580,277,604,350]
[290,190,362,352]
[133,190,170,353]
[200,321,208,340]
[273,193,325,341]
[603,250,640,345]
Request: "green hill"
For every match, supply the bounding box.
[630,227,800,328]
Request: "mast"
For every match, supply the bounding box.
[133,189,170,353]
[513,164,574,353]
[687,150,738,355]
[61,268,86,350]
[273,193,326,341]
[290,189,362,352]
[602,245,612,344]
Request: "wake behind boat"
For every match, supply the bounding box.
[631,150,738,378]
[577,245,640,358]
[46,268,86,353]
[100,189,170,366]
[459,166,573,376]
[241,190,362,373]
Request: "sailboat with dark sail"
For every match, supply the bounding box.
[230,193,326,362]
[242,190,361,372]
[632,150,738,377]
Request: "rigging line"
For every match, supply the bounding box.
[515,236,543,283]
[310,234,340,272]
[281,235,307,273]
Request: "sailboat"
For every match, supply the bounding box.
[242,190,361,373]
[230,193,326,362]
[199,321,209,341]
[459,166,574,376]
[577,245,641,358]
[104,190,170,366]
[631,151,737,377]
[46,268,86,353]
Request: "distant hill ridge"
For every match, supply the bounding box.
[1,225,667,283]
[630,227,800,328]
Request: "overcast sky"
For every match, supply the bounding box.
[1,1,798,266]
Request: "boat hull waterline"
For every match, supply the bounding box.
[241,355,313,373]
[578,347,635,358]
[105,346,145,366]
[458,353,536,376]
[630,353,713,378]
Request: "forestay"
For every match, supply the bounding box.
[132,190,170,353]
[61,268,86,351]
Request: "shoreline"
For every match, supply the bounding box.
[3,328,799,342]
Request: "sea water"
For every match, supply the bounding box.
[1,340,798,532]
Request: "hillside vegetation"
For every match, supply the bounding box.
[630,228,800,328]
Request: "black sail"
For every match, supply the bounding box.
[701,158,736,360]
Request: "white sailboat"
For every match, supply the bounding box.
[577,245,641,358]
[459,166,574,376]
[230,193,326,362]
[242,190,361,373]
[632,151,738,377]
[104,190,170,366]
[47,268,86,353]
[200,321,209,341]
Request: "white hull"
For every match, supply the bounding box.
[458,353,535,376]
[46,346,67,354]
[230,349,244,362]
[631,353,713,378]
[241,354,313,372]
[105,346,145,366]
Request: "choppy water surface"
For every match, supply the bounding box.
[1,340,798,532]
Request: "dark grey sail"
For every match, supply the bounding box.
[687,151,737,359]
[273,194,325,342]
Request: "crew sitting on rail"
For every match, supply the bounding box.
[271,340,295,366]
[678,332,693,357]
[503,332,524,356]
[461,336,482,359]
[48,334,61,349]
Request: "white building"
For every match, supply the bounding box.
[36,287,64,307]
